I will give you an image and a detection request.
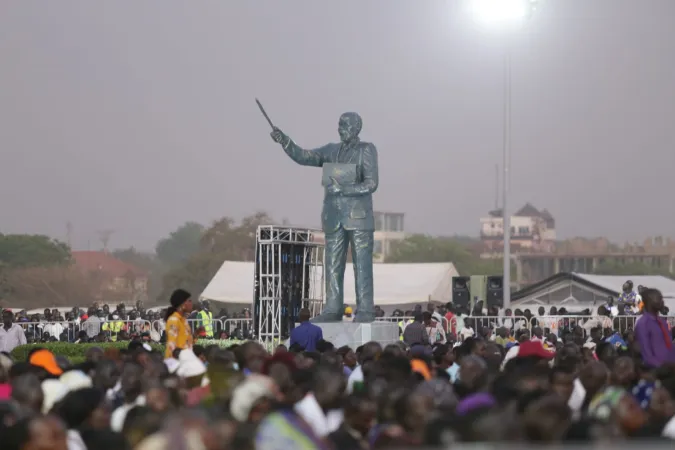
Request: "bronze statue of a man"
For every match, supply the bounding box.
[271,112,378,323]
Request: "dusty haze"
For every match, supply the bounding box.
[1,1,674,250]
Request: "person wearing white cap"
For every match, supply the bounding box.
[59,370,93,392]
[41,379,69,414]
[230,375,277,423]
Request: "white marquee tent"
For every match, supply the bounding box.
[199,260,458,309]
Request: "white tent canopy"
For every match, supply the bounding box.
[511,272,675,311]
[200,261,458,307]
[575,274,675,298]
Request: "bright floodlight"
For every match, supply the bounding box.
[469,0,538,26]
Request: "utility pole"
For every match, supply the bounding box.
[66,221,73,248]
[494,164,499,210]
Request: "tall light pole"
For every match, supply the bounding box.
[467,0,539,308]
[503,49,512,308]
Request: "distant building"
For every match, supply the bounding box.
[374,211,406,262]
[311,211,406,263]
[71,251,148,302]
[480,203,556,253]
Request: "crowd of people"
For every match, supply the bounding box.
[1,282,675,449]
[0,301,253,352]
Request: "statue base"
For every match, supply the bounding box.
[313,321,399,349]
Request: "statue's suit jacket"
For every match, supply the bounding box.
[282,139,379,232]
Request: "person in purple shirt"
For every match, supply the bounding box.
[635,288,675,368]
[290,308,323,352]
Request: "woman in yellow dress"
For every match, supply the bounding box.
[164,289,194,359]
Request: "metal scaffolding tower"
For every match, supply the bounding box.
[254,225,324,344]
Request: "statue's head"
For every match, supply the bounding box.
[338,112,362,143]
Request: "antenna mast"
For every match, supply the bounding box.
[96,229,115,253]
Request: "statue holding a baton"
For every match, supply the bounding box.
[256,99,379,323]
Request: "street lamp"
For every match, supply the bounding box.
[468,0,538,27]
[467,0,540,309]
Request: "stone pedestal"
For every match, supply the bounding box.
[314,321,399,349]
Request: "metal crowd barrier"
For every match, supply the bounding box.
[176,318,254,339]
[21,313,675,344]
[375,316,451,330]
[375,316,415,324]
[450,316,529,334]
[100,319,152,340]
[222,318,253,339]
[18,319,155,342]
[185,318,224,337]
[530,315,675,337]
[531,315,587,336]
[18,321,76,342]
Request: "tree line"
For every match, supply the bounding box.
[0,215,671,308]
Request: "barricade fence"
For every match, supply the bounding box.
[20,314,675,343]
[222,318,253,339]
[18,318,256,342]
[376,315,451,331]
[377,314,675,341]
[18,319,153,342]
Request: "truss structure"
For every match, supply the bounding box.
[254,225,325,344]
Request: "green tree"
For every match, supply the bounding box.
[158,212,275,301]
[0,266,97,309]
[155,222,205,267]
[592,260,672,277]
[386,234,513,278]
[0,234,71,268]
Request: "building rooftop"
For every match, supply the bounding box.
[72,251,147,278]
[515,203,541,217]
[487,203,555,224]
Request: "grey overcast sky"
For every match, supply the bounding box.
[1,1,674,251]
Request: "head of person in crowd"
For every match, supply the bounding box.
[165,289,193,321]
[53,387,110,431]
[11,372,44,415]
[2,310,15,330]
[642,287,664,315]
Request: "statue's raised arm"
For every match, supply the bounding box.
[271,127,325,167]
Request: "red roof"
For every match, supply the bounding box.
[71,251,147,278]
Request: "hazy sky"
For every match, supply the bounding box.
[1,1,674,251]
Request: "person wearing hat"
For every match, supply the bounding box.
[164,289,194,359]
[29,349,64,378]
[343,306,354,322]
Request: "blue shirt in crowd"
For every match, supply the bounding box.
[290,321,323,352]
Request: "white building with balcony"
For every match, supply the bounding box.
[480,203,555,253]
